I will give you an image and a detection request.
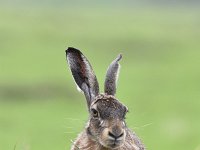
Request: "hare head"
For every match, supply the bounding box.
[66,47,128,149]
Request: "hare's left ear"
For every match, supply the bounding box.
[66,47,99,108]
[104,54,122,96]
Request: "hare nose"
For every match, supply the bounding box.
[108,131,124,140]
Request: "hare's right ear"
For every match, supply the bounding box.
[104,54,122,96]
[66,47,99,109]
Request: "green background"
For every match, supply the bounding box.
[0,1,200,150]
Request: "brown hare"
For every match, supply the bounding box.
[66,47,145,150]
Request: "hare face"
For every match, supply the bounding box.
[88,95,128,149]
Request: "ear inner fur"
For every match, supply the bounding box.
[66,47,99,108]
[104,54,122,96]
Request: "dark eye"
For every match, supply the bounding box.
[91,108,99,118]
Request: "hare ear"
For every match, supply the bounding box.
[66,47,99,109]
[104,54,122,96]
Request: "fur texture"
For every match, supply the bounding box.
[71,128,144,150]
[66,47,145,150]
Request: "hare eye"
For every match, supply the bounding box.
[91,109,99,118]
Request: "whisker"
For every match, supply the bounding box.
[64,131,78,134]
[64,117,84,121]
[63,126,74,129]
[140,123,153,128]
[130,122,153,130]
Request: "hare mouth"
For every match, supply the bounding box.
[103,139,123,149]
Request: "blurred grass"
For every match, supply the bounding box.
[0,2,200,150]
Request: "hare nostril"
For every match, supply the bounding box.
[118,132,124,138]
[108,131,124,140]
[108,131,116,139]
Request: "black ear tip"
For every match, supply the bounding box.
[65,47,82,55]
[116,53,122,61]
[66,47,77,52]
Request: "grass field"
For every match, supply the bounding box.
[0,2,200,150]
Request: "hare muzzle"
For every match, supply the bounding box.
[100,122,126,149]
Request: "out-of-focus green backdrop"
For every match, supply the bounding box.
[0,1,200,150]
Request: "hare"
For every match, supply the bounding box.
[66,47,145,150]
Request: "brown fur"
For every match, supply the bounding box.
[70,95,145,150]
[66,48,146,150]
